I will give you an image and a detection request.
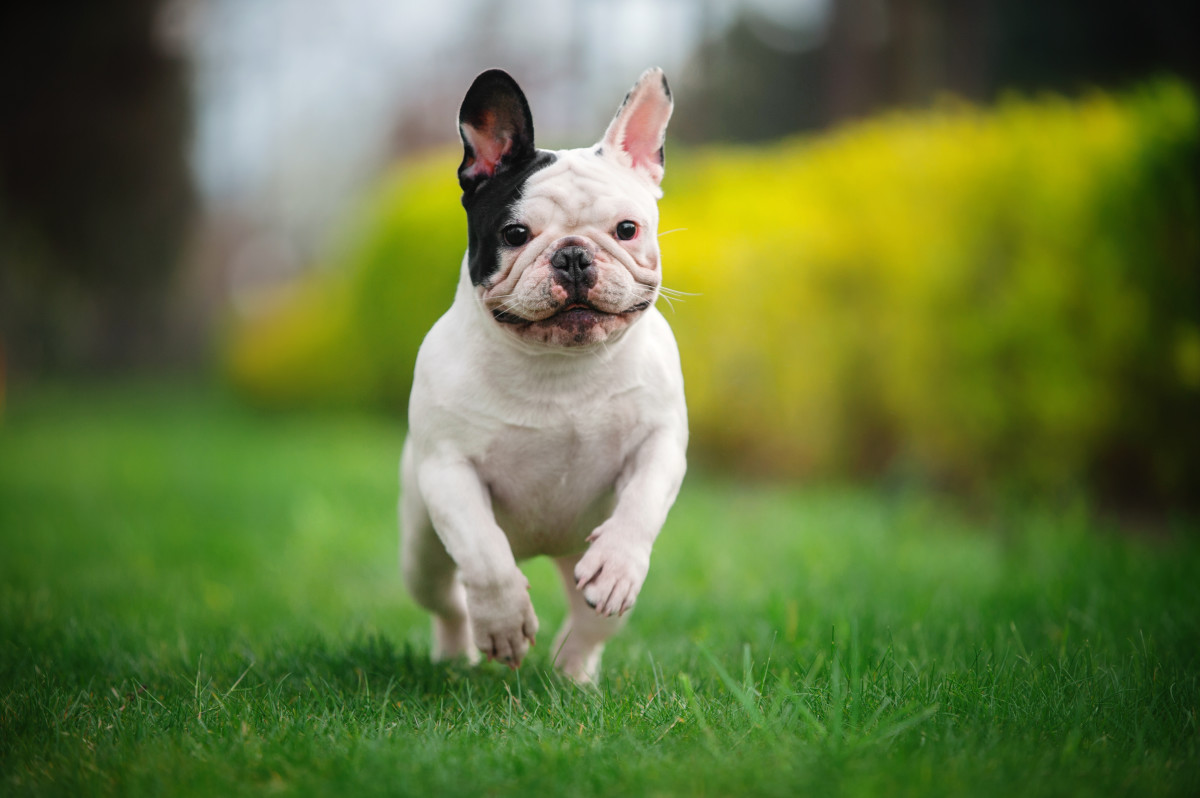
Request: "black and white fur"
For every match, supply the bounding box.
[399,68,686,684]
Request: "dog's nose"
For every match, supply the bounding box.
[550,245,594,284]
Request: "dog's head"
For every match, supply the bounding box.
[456,68,673,348]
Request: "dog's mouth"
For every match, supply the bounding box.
[491,308,532,325]
[492,300,650,326]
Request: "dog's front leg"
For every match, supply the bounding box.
[417,455,538,667]
[575,429,687,617]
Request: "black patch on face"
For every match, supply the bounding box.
[462,149,556,286]
[455,69,559,286]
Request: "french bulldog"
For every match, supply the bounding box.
[399,68,687,684]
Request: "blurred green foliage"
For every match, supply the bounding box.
[226,155,461,410]
[225,80,1200,506]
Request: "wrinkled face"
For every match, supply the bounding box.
[472,150,663,348]
[456,67,673,350]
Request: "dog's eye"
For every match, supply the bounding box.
[615,220,638,241]
[501,224,531,247]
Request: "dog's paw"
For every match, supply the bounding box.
[574,530,650,617]
[465,570,539,668]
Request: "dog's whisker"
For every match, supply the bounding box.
[631,286,666,308]
[495,296,527,314]
[657,227,687,238]
[658,285,699,298]
[637,284,694,314]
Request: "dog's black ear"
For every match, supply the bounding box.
[458,69,536,194]
[598,67,673,189]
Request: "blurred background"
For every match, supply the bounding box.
[2,0,1198,511]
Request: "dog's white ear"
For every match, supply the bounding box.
[458,69,536,193]
[599,67,674,188]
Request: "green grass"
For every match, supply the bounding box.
[1,381,1197,797]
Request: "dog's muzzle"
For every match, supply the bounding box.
[550,244,596,289]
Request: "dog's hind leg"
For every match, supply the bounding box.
[551,554,629,685]
[399,444,476,662]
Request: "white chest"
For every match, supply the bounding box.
[476,396,644,558]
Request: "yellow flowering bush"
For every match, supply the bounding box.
[226,156,461,409]
[663,81,1199,500]
[225,80,1200,503]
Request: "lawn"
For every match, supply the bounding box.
[1,382,1197,797]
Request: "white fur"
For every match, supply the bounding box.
[399,69,685,684]
[479,149,664,337]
